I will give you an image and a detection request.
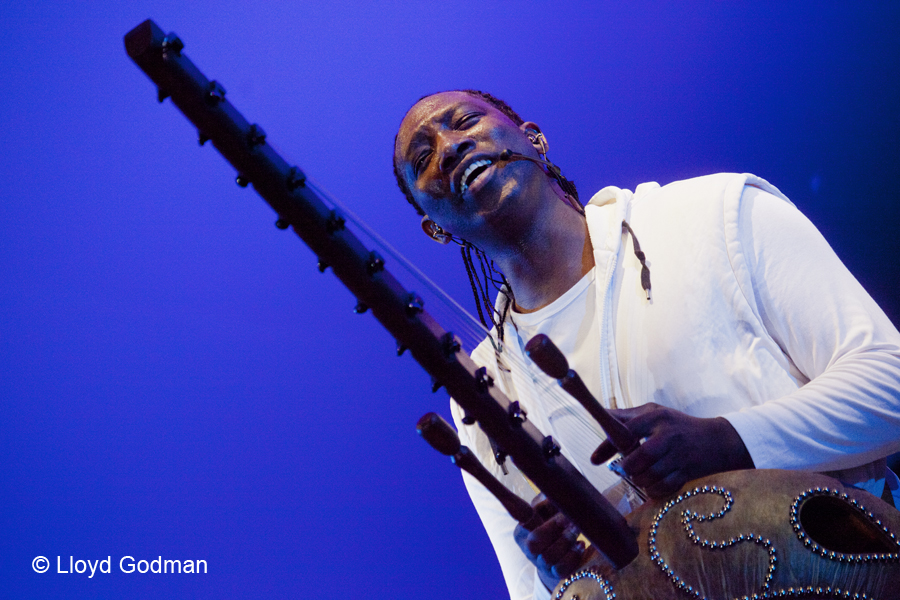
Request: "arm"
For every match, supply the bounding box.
[722,185,900,472]
[593,185,900,497]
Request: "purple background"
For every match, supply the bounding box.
[2,2,898,598]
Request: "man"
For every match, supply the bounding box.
[393,90,900,599]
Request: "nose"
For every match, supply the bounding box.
[437,132,474,175]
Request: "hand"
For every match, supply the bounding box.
[514,494,586,591]
[590,403,754,499]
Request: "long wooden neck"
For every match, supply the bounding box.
[124,18,638,569]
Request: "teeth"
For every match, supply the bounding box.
[460,159,492,193]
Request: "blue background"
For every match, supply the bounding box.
[2,2,898,598]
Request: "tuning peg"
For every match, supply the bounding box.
[508,401,527,425]
[326,211,345,234]
[206,80,226,105]
[475,367,494,392]
[161,33,184,56]
[366,251,385,275]
[441,332,461,358]
[287,166,306,191]
[542,436,562,459]
[404,293,424,317]
[247,124,266,148]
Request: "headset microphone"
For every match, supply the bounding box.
[496,149,582,212]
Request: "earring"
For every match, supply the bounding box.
[523,129,579,208]
[526,129,547,157]
[424,218,453,245]
[432,225,450,243]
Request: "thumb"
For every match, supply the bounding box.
[590,439,617,465]
[605,405,648,423]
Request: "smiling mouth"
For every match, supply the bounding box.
[460,159,492,194]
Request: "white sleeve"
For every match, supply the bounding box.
[722,185,900,471]
[449,398,545,600]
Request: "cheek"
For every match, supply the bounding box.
[414,178,455,213]
[410,185,439,213]
[412,184,438,211]
[416,196,451,223]
[415,196,466,234]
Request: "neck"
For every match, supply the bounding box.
[486,189,593,313]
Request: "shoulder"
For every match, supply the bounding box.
[641,173,791,205]
[638,172,778,199]
[629,173,794,230]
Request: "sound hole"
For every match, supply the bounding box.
[799,495,897,554]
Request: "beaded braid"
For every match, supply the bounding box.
[460,243,514,342]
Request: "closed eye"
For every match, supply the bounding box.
[414,151,431,177]
[411,110,481,177]
[456,113,480,129]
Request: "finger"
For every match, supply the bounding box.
[523,513,572,556]
[535,520,579,566]
[513,522,531,552]
[550,541,586,581]
[629,449,685,497]
[590,440,617,465]
[530,492,557,513]
[537,534,574,571]
[520,510,544,532]
[593,405,668,466]
[614,405,670,441]
[521,499,556,532]
[618,431,673,479]
[532,497,559,522]
[536,541,581,583]
[515,522,546,563]
[591,402,660,465]
[525,493,558,524]
[605,402,659,424]
[644,470,688,500]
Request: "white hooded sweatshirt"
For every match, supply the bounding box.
[450,173,900,600]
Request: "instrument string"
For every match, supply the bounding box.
[306,179,611,453]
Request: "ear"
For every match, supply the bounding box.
[521,121,549,156]
[421,216,452,245]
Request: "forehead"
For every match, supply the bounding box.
[394,91,512,159]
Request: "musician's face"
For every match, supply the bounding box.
[394,91,542,243]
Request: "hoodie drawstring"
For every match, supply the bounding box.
[622,220,651,301]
